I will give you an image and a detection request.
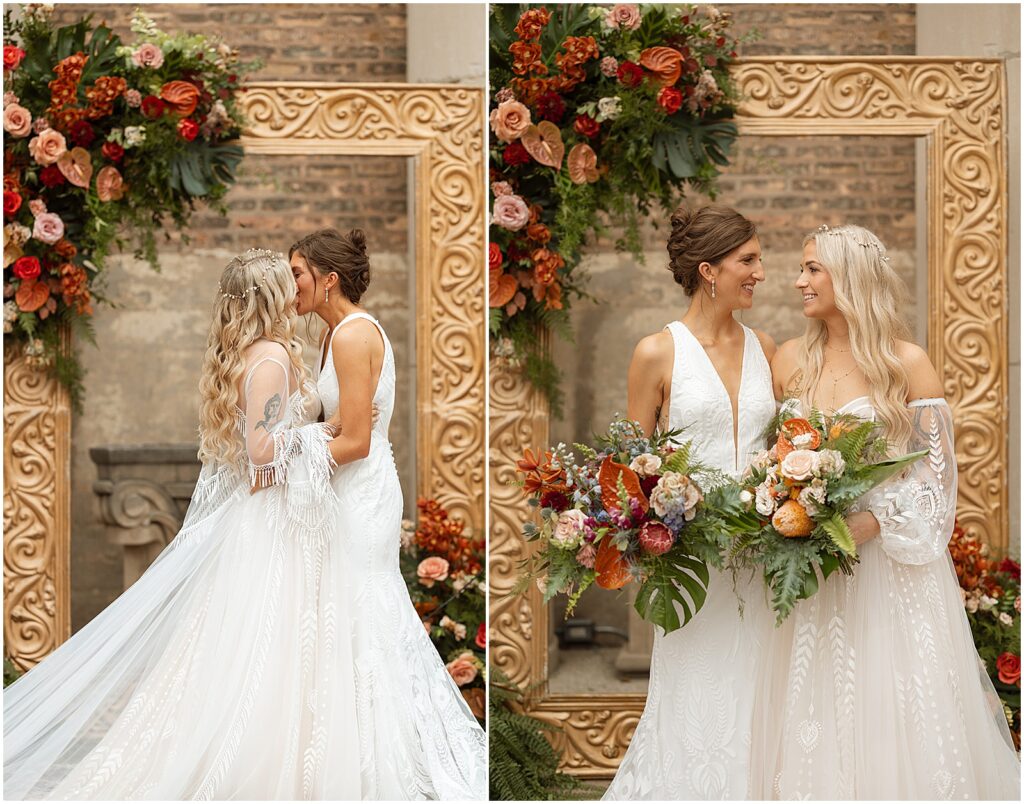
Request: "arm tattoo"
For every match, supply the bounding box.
[255,393,282,432]
[784,369,805,399]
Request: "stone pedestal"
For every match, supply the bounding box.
[90,444,201,590]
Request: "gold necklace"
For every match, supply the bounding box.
[827,359,860,409]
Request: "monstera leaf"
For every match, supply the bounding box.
[652,119,738,179]
[634,551,710,633]
[168,142,244,197]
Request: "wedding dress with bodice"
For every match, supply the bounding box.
[316,312,486,800]
[4,339,361,799]
[749,396,1020,800]
[604,320,778,800]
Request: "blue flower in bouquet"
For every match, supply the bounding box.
[649,471,703,533]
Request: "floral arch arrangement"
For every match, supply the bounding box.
[488,3,750,412]
[3,6,258,402]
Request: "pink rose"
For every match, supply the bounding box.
[489,99,532,144]
[96,166,125,202]
[781,449,819,482]
[600,56,619,77]
[56,147,93,189]
[31,212,64,245]
[605,4,642,30]
[3,103,31,138]
[552,508,586,548]
[417,556,450,588]
[639,521,674,555]
[3,92,17,105]
[131,43,164,69]
[492,194,530,232]
[491,181,514,197]
[124,89,142,108]
[445,651,479,687]
[28,199,46,217]
[28,128,67,166]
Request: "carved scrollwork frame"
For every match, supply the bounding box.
[488,58,1008,777]
[3,82,485,671]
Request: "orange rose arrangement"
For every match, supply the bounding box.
[3,7,257,401]
[399,498,485,722]
[489,4,749,414]
[725,407,927,623]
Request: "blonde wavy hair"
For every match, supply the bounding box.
[799,224,913,448]
[198,249,310,467]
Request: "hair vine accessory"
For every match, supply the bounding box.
[219,247,281,299]
[815,224,891,263]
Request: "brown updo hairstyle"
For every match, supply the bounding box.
[289,227,370,303]
[667,204,757,296]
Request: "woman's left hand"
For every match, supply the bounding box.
[847,511,880,546]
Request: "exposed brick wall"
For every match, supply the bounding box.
[42,5,412,632]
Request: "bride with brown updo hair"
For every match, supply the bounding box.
[604,204,778,800]
[289,228,486,800]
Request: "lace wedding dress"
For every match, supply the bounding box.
[4,340,362,800]
[316,312,486,800]
[604,320,778,800]
[749,396,1021,800]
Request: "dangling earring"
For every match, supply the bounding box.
[324,285,329,305]
[711,278,716,299]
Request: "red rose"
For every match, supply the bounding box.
[3,45,26,72]
[12,256,41,281]
[39,165,66,188]
[141,95,165,119]
[573,114,600,138]
[177,118,199,142]
[617,61,644,87]
[101,141,125,163]
[488,242,503,271]
[503,141,531,166]
[535,90,566,123]
[657,86,684,115]
[996,652,1021,687]
[3,190,22,218]
[69,120,95,148]
[475,622,486,649]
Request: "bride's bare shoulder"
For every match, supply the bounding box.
[631,329,673,368]
[895,339,944,399]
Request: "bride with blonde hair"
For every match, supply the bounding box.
[752,224,1020,799]
[4,249,362,799]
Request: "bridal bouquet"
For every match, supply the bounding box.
[514,418,735,634]
[727,410,926,624]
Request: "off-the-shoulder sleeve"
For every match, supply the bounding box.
[863,398,957,565]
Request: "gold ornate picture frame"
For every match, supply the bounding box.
[489,57,1008,777]
[4,82,485,671]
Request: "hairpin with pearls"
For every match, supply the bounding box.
[815,224,891,263]
[219,248,281,299]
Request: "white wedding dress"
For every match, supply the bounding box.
[316,312,486,800]
[4,339,362,799]
[749,396,1020,800]
[604,320,778,800]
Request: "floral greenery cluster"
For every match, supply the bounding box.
[948,522,1021,749]
[399,498,486,722]
[488,3,750,413]
[3,5,259,402]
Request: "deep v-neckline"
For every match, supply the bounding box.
[676,321,748,469]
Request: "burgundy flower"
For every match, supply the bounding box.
[39,165,66,188]
[540,490,570,512]
[998,557,1021,581]
[616,61,644,87]
[141,95,165,119]
[502,141,531,167]
[68,120,95,148]
[640,475,660,497]
[101,141,125,163]
[573,114,600,138]
[535,91,566,123]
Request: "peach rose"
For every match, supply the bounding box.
[492,194,530,231]
[445,651,479,687]
[3,103,31,138]
[417,556,450,588]
[159,80,200,116]
[780,449,819,482]
[605,4,642,30]
[489,99,531,143]
[131,43,164,69]
[552,508,586,549]
[56,147,93,189]
[96,165,125,202]
[28,128,67,166]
